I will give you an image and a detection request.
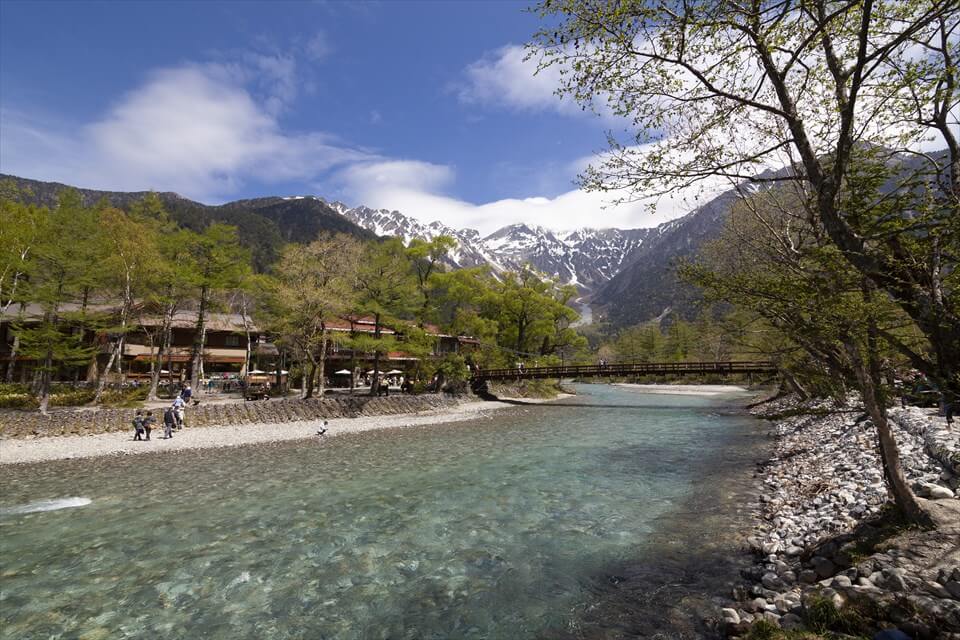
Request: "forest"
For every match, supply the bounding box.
[0,184,588,411]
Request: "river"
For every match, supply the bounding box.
[0,384,763,639]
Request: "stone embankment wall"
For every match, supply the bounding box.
[0,395,460,439]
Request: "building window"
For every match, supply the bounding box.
[225,335,241,347]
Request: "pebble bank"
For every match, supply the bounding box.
[723,397,960,638]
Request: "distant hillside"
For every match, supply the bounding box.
[0,175,376,270]
[591,149,946,328]
[591,189,741,327]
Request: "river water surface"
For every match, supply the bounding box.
[1,384,763,639]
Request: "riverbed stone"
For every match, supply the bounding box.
[745,597,767,613]
[929,485,956,499]
[946,581,960,600]
[799,569,818,584]
[832,575,852,588]
[811,556,836,579]
[721,608,740,625]
[761,572,783,590]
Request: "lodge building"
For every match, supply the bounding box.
[0,303,478,384]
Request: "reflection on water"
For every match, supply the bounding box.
[0,385,761,639]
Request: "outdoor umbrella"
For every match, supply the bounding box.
[385,369,403,375]
[334,369,352,375]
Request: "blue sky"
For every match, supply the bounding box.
[0,0,688,233]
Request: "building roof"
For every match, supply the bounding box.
[2,304,476,341]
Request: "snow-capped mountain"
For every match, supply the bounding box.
[328,202,651,291]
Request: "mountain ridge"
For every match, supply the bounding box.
[0,173,727,326]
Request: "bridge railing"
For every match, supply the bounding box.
[473,361,777,380]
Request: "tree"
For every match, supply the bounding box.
[13,191,102,412]
[407,235,456,326]
[683,185,931,523]
[494,267,584,364]
[0,195,46,382]
[433,267,501,357]
[140,227,197,401]
[533,0,959,395]
[354,238,419,394]
[91,206,161,403]
[262,234,362,399]
[184,224,251,394]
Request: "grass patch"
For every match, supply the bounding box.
[0,383,148,409]
[802,595,882,638]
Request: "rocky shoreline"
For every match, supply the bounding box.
[722,396,960,639]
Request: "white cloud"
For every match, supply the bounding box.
[333,154,722,235]
[1,63,373,202]
[337,160,454,194]
[456,44,580,115]
[0,49,710,235]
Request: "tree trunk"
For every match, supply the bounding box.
[93,345,120,404]
[852,350,931,526]
[317,329,329,398]
[5,332,20,383]
[147,309,173,402]
[85,354,99,383]
[782,370,809,400]
[74,287,91,383]
[240,294,252,378]
[5,302,26,383]
[370,313,382,396]
[846,281,932,526]
[304,358,317,399]
[189,286,209,395]
[38,362,51,415]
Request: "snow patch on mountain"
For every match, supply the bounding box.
[326,201,651,291]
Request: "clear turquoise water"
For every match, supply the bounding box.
[0,385,761,639]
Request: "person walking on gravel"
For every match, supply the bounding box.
[132,410,145,441]
[163,407,176,439]
[142,410,155,441]
[171,396,186,430]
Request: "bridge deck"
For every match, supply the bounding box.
[473,361,777,381]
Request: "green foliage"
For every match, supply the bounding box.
[801,594,882,637]
[602,310,771,369]
[531,0,959,395]
[0,384,147,409]
[2,184,596,405]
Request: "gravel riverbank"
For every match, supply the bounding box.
[723,396,960,638]
[613,383,750,396]
[0,399,516,466]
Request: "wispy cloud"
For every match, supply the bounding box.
[456,44,572,113]
[0,38,712,235]
[455,44,614,121]
[1,62,373,201]
[331,154,722,235]
[304,31,332,61]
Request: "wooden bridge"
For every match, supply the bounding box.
[472,360,778,382]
